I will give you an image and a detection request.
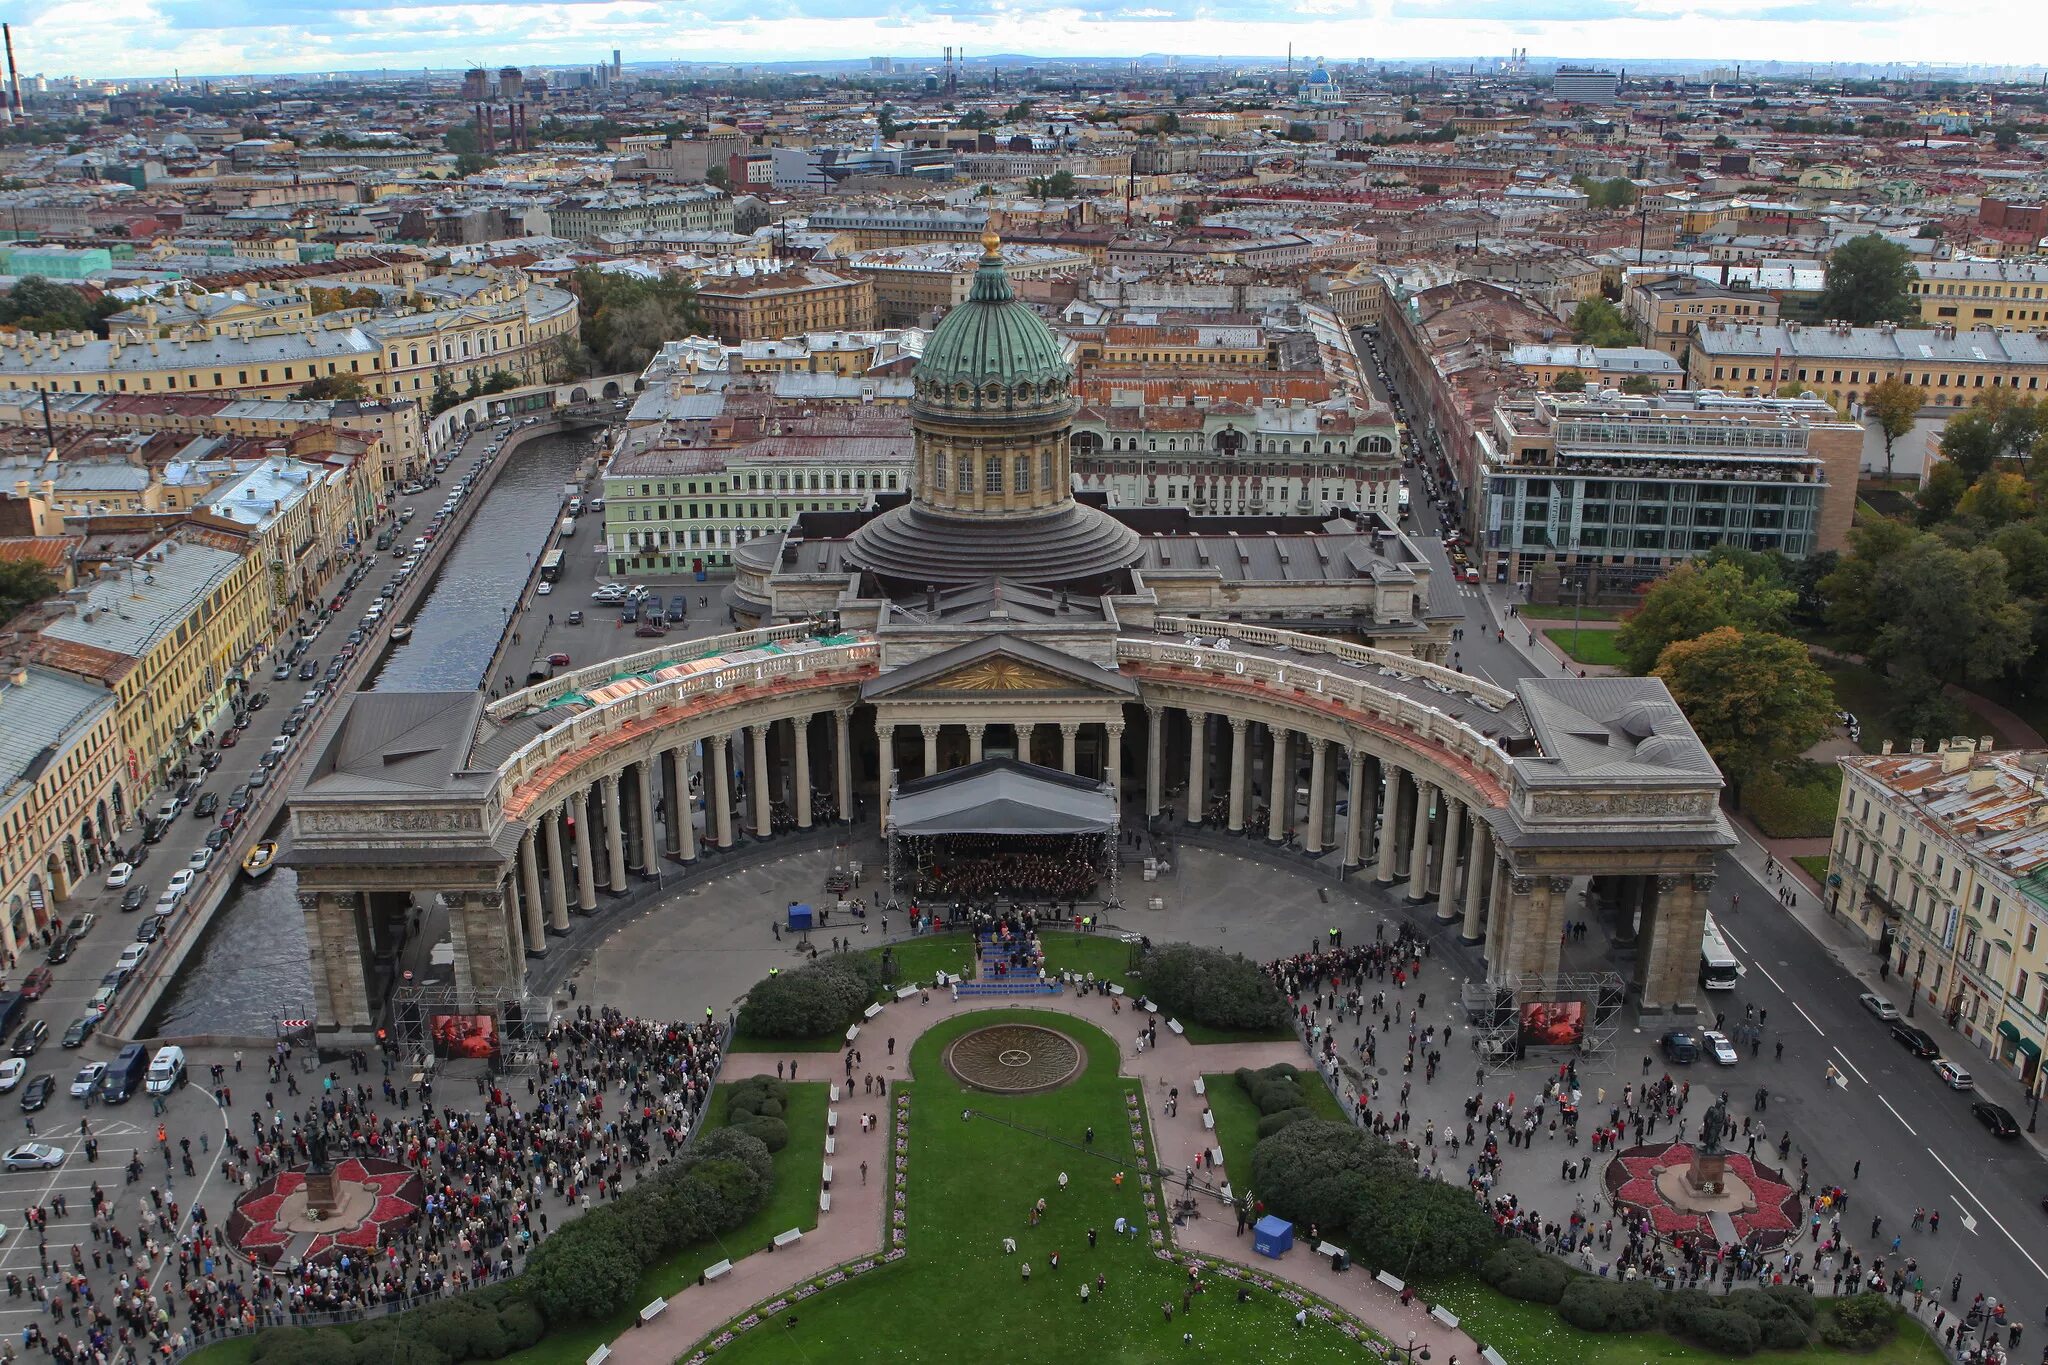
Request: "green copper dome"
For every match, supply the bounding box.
[912,232,1072,415]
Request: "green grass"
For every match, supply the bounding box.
[1741,765,1843,840]
[1545,627,1627,668]
[706,1009,1370,1365]
[494,1081,830,1365]
[1517,603,1621,622]
[1794,854,1831,885]
[1817,658,2008,755]
[1201,1069,1347,1177]
[1420,1273,1945,1365]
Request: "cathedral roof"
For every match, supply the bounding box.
[912,231,1071,400]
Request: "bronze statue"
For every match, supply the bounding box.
[1698,1091,1730,1155]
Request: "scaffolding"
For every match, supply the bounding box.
[1470,971,1628,1079]
[390,980,553,1079]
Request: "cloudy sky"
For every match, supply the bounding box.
[11,0,2045,81]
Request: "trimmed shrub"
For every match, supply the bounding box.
[1558,1278,1662,1332]
[496,1299,546,1350]
[737,1115,791,1152]
[755,1097,785,1119]
[737,953,883,1039]
[1665,1291,1764,1356]
[1479,1242,1572,1305]
[1255,1107,1315,1139]
[695,1126,775,1186]
[1724,1287,1816,1349]
[251,1328,358,1365]
[525,1216,641,1325]
[1142,943,1291,1032]
[723,1076,790,1120]
[1820,1294,1899,1351]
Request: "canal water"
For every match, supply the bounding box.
[149,432,590,1036]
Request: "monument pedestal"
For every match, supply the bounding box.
[1687,1150,1726,1197]
[304,1169,341,1220]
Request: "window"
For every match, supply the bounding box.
[984,458,1003,494]
[956,455,972,490]
[1013,455,1031,492]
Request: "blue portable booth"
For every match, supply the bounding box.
[1253,1215,1294,1259]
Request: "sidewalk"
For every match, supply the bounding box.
[598,989,1481,1364]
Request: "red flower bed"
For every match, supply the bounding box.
[226,1158,426,1268]
[1604,1141,1802,1248]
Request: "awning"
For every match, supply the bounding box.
[1996,1020,2042,1061]
[889,758,1116,837]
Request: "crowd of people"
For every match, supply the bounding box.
[906,833,1105,901]
[4,1008,727,1362]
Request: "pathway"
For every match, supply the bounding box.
[600,986,1483,1364]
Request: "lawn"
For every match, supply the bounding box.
[1420,1272,1945,1365]
[1517,603,1621,622]
[705,1009,1372,1365]
[493,1081,831,1365]
[1201,1068,1347,1177]
[1545,626,1626,668]
[1741,765,1843,840]
[1794,854,1831,885]
[1818,658,2009,754]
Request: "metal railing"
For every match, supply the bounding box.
[1151,615,1517,711]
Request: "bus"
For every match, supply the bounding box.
[538,549,564,584]
[1700,913,1742,990]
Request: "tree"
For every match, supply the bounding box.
[1937,393,2045,481]
[1614,559,1794,675]
[428,375,461,416]
[1571,175,1639,210]
[1283,121,1317,142]
[0,560,56,625]
[1863,537,2033,688]
[1025,169,1077,200]
[1175,199,1201,227]
[307,285,382,315]
[1141,943,1291,1032]
[1569,296,1637,348]
[1863,377,1926,481]
[1552,369,1587,393]
[1619,375,1661,396]
[1819,235,1915,326]
[1955,471,2037,528]
[453,152,494,177]
[1002,99,1035,124]
[1154,112,1181,134]
[705,164,730,189]
[571,268,708,376]
[1653,627,1835,803]
[0,277,122,336]
[1820,518,1922,643]
[290,374,366,401]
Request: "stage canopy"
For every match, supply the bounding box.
[889,758,1117,837]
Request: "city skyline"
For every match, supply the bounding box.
[10,0,2048,86]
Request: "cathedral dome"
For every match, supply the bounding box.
[911,231,1073,419]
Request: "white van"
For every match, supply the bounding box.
[144,1044,187,1095]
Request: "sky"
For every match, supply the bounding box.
[12,0,2048,82]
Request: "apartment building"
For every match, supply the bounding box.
[1910,259,2048,326]
[692,263,876,344]
[1687,320,2048,410]
[547,187,734,243]
[0,665,120,953]
[1476,389,1857,585]
[841,243,1089,325]
[1625,274,1781,359]
[1829,738,2048,1092]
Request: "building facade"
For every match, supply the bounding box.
[692,264,877,345]
[1687,321,2048,411]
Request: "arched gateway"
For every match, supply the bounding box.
[286,236,1731,1051]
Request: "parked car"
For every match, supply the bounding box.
[3,1141,64,1170]
[1858,992,1901,1022]
[133,918,161,944]
[68,1064,104,1099]
[166,869,196,898]
[60,1016,96,1049]
[219,729,240,749]
[203,827,231,852]
[0,1058,25,1091]
[71,913,94,938]
[1934,1059,1974,1090]
[11,1021,49,1057]
[193,793,219,819]
[44,937,72,965]
[104,862,134,889]
[19,968,51,1002]
[187,848,214,874]
[17,1075,52,1112]
[115,944,147,973]
[566,610,584,625]
[1972,1099,2021,1138]
[1660,1029,1699,1063]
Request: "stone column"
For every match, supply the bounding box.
[635,761,658,871]
[446,890,519,999]
[1145,705,1164,819]
[1345,749,1370,868]
[1016,722,1035,767]
[710,733,735,849]
[673,748,699,863]
[1639,874,1710,1014]
[543,809,570,931]
[1227,718,1250,832]
[834,710,853,824]
[1374,766,1402,882]
[750,724,772,839]
[1435,796,1464,921]
[1461,819,1491,943]
[1305,738,1330,855]
[1105,721,1124,798]
[660,748,683,858]
[1405,779,1435,899]
[519,827,546,950]
[921,722,940,777]
[1266,727,1292,844]
[793,716,814,829]
[1184,711,1206,826]
[1060,722,1079,773]
[572,790,597,911]
[304,892,373,1035]
[502,875,526,961]
[601,773,626,890]
[966,722,985,765]
[877,724,895,830]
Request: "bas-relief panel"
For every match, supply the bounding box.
[298,807,484,835]
[1525,790,1714,820]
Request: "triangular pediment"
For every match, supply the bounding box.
[860,633,1139,702]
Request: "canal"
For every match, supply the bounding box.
[149,431,591,1036]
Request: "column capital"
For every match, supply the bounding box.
[877,722,894,739]
[965,722,987,738]
[1145,703,1163,720]
[793,713,812,732]
[1309,735,1329,755]
[1185,708,1207,722]
[1105,721,1124,738]
[1058,721,1079,738]
[600,770,619,793]
[919,721,941,739]
[1229,714,1249,733]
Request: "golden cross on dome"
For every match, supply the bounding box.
[981,228,1001,257]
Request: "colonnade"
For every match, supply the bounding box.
[873,716,1125,825]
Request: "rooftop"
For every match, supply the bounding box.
[39,539,246,661]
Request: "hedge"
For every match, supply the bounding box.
[735,952,886,1040]
[246,1128,777,1364]
[1143,944,1291,1032]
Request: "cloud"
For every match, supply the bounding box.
[14,0,2048,77]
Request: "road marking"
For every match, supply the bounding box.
[1752,960,1785,993]
[1877,1096,1916,1135]
[1719,925,1749,953]
[1791,1001,1825,1036]
[1928,1147,2048,1279]
[1831,1048,1869,1085]
[1954,1202,1979,1235]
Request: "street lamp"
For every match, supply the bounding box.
[1908,947,1925,1020]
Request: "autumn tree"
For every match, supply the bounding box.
[1614,559,1795,675]
[1653,626,1835,804]
[1862,377,1926,482]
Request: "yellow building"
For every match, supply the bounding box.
[1625,274,1781,359]
[0,664,121,953]
[842,243,1089,326]
[1688,320,2048,410]
[1829,739,2048,1095]
[1910,260,2048,327]
[24,531,269,795]
[692,263,876,344]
